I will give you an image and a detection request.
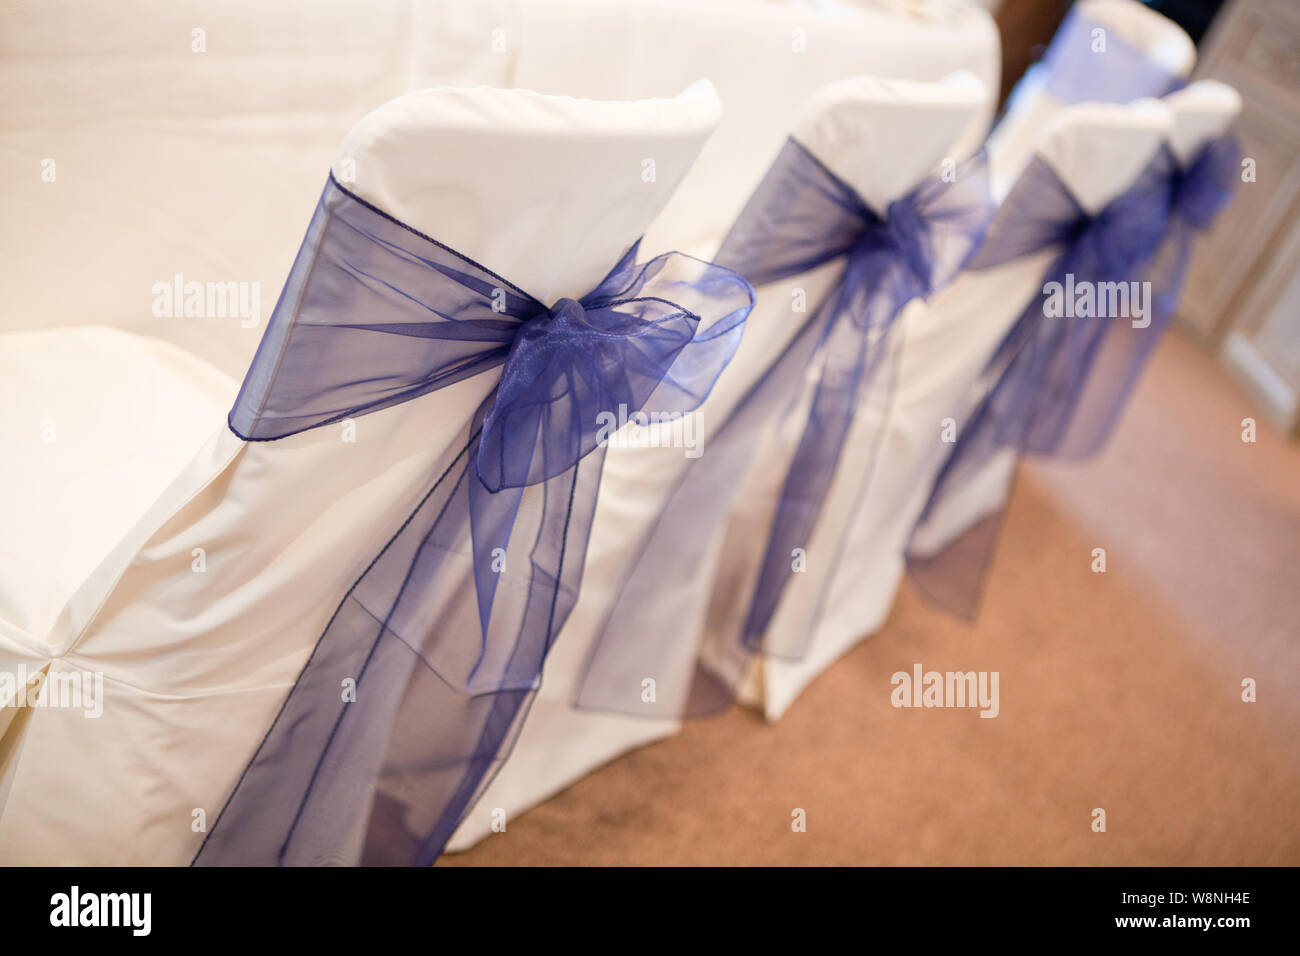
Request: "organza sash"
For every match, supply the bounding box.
[1043,135,1242,460]
[193,175,753,865]
[906,136,1239,618]
[575,139,992,717]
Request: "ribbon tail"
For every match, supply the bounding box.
[468,450,525,652]
[904,287,1046,619]
[742,323,866,655]
[575,296,819,718]
[743,256,920,656]
[193,431,487,865]
[905,376,1017,620]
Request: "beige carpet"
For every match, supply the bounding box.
[446,329,1300,866]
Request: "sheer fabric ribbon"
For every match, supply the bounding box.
[906,136,1239,618]
[194,175,753,865]
[576,139,992,717]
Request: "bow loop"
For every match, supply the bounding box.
[882,194,936,291]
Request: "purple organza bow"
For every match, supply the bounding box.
[198,174,753,865]
[906,135,1240,618]
[575,139,992,718]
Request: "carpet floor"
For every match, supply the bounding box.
[445,329,1300,866]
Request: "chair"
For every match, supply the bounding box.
[0,82,725,864]
[767,96,1176,719]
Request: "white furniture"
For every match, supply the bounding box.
[0,83,724,865]
[810,0,1198,651]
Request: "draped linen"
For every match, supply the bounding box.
[574,139,992,718]
[193,175,753,865]
[905,135,1240,618]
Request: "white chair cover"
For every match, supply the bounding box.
[1166,81,1242,170]
[0,82,723,864]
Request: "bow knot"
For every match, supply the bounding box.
[474,257,751,496]
[882,195,935,291]
[1073,180,1172,284]
[517,295,586,340]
